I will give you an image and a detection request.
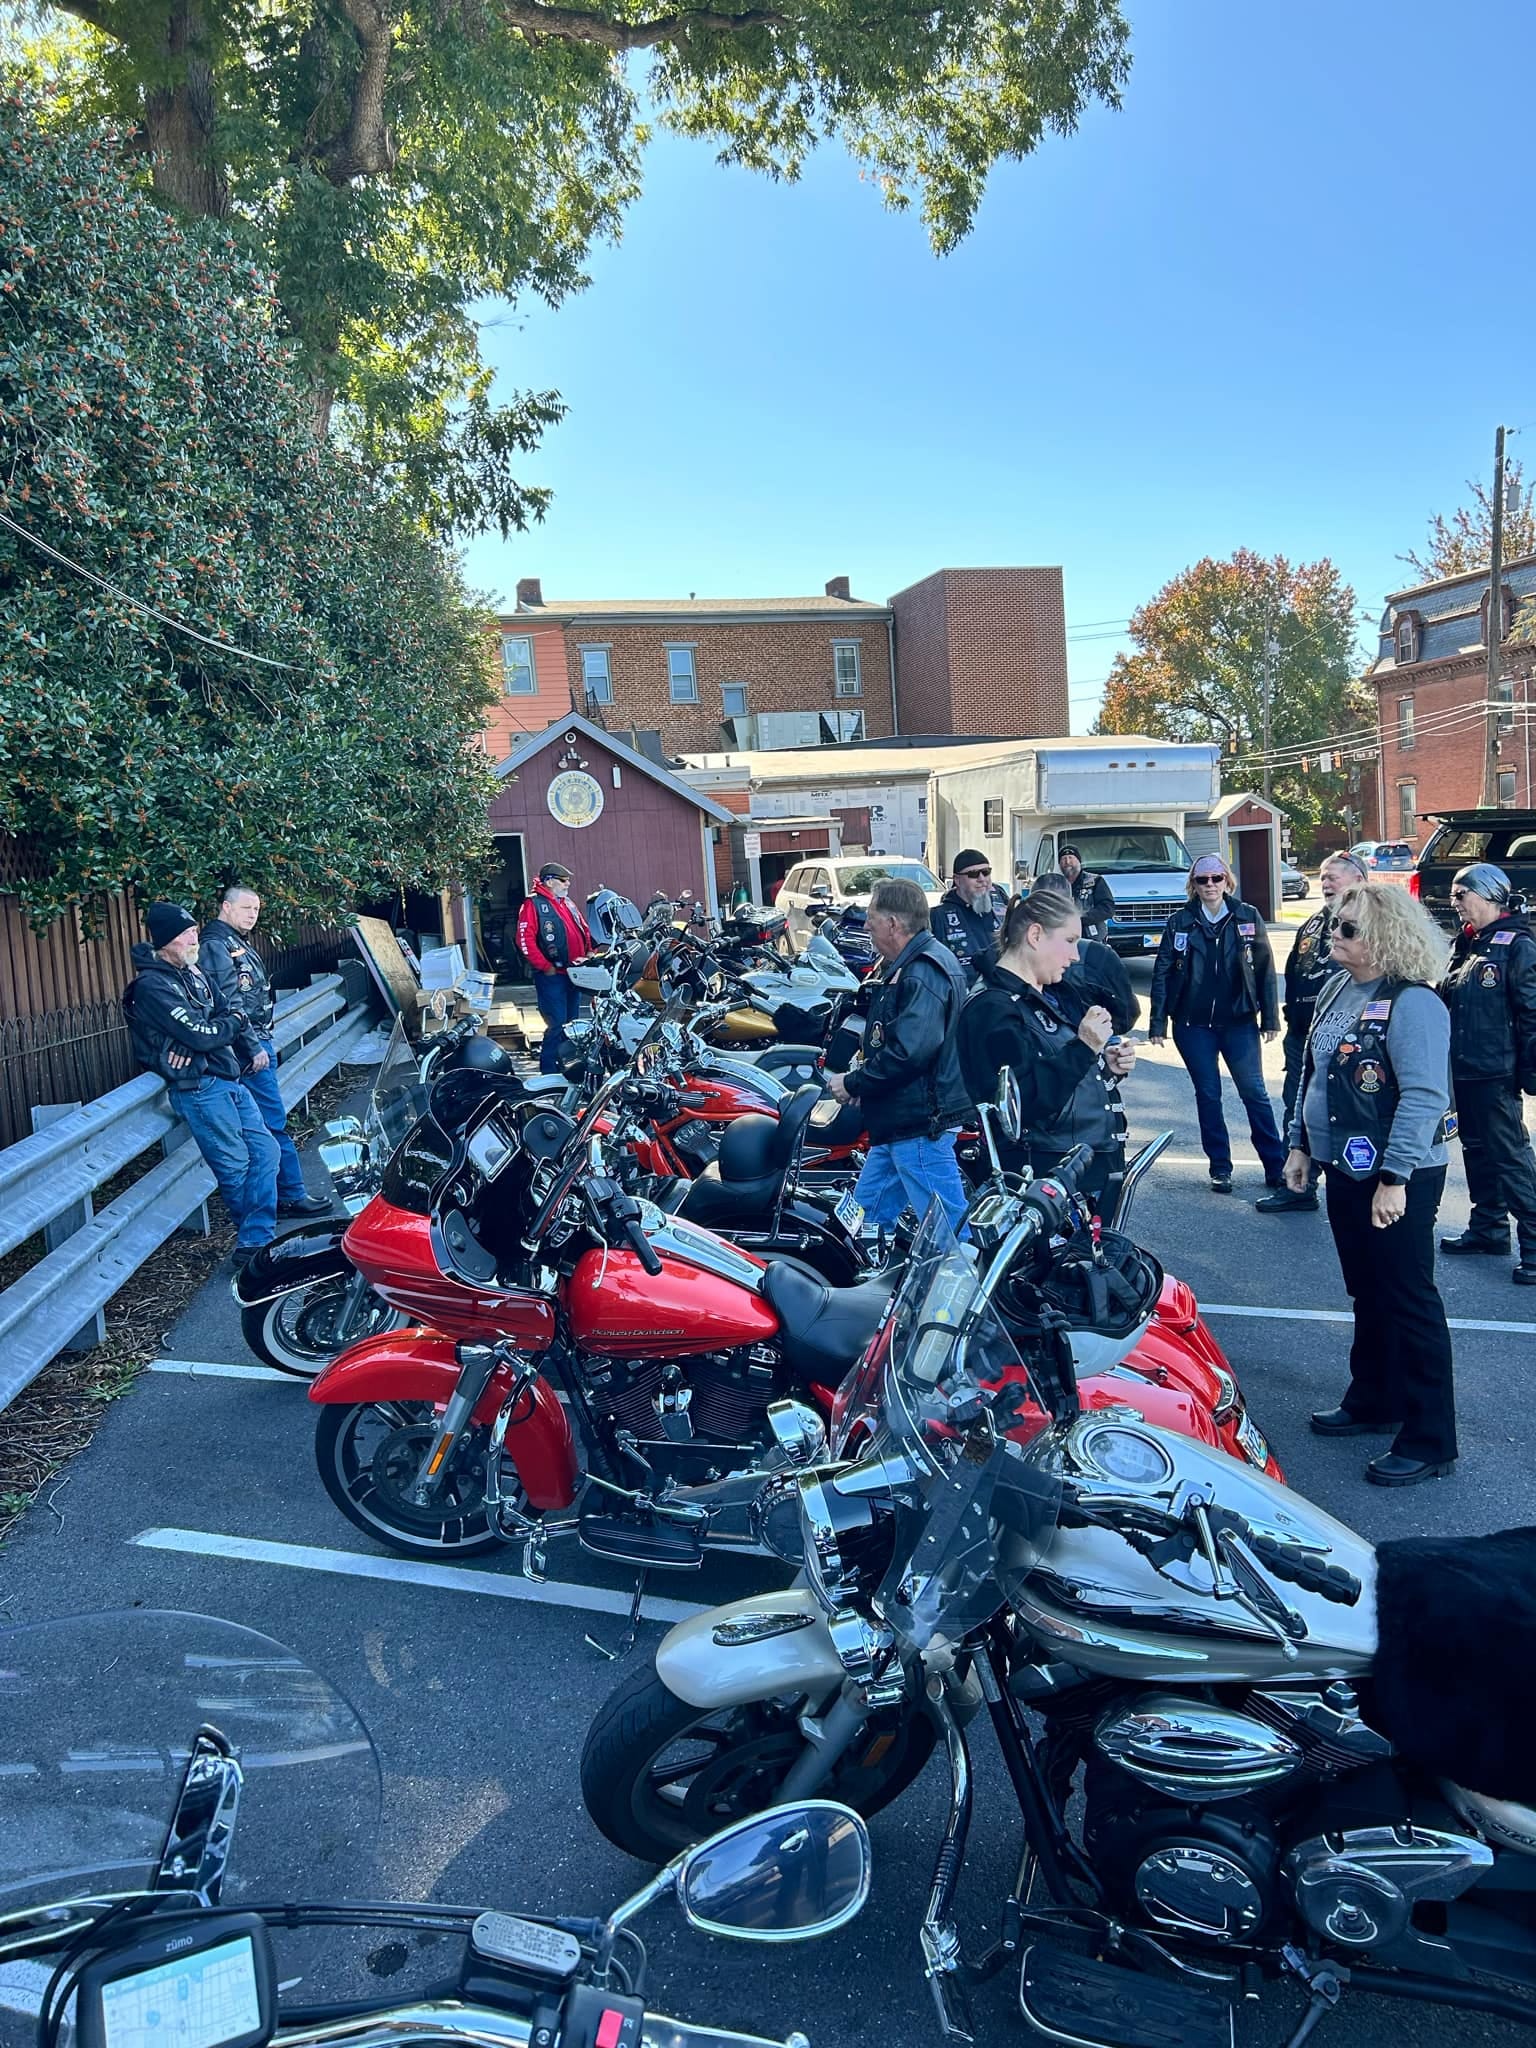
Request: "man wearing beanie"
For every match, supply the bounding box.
[934,849,1009,985]
[1438,861,1536,1278]
[515,859,593,1074]
[123,902,280,1261]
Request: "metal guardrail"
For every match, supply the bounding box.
[0,976,371,1412]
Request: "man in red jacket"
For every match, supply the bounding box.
[516,860,593,1073]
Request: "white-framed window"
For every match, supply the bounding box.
[1396,615,1417,663]
[983,798,1003,836]
[833,641,863,697]
[1398,780,1418,838]
[1397,696,1415,750]
[501,634,535,695]
[721,682,748,718]
[666,645,698,702]
[580,645,612,705]
[1499,770,1518,807]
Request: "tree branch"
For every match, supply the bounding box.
[319,0,399,179]
[50,0,121,38]
[493,0,790,49]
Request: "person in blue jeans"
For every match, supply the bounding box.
[515,861,594,1075]
[122,902,280,1262]
[825,877,971,1232]
[200,886,330,1218]
[1148,857,1286,1196]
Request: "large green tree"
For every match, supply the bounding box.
[10,0,1131,534]
[0,87,498,928]
[1093,551,1371,858]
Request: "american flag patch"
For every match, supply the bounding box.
[1361,1000,1392,1021]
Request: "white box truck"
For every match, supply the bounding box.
[927,739,1222,957]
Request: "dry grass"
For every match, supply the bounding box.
[0,1071,359,1543]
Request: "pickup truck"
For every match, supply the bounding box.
[1414,811,1536,930]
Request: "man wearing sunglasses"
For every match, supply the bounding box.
[1437,862,1536,1279]
[935,849,1010,985]
[1149,857,1285,1195]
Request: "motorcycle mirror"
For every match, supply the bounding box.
[677,1801,871,1942]
[152,1726,242,1905]
[996,1069,1023,1145]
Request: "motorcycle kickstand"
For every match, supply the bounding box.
[585,1573,649,1661]
[1279,1946,1346,2048]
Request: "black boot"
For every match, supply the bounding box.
[1516,1246,1536,1286]
[1440,1230,1512,1255]
[1255,1185,1319,1214]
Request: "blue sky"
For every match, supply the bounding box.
[463,0,1536,730]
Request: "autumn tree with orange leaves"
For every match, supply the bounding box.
[1094,551,1370,858]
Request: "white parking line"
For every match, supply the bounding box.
[131,1527,712,1623]
[148,1357,293,1382]
[1203,1303,1536,1337]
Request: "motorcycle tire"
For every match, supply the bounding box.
[314,1401,520,1560]
[240,1281,408,1380]
[581,1659,938,1863]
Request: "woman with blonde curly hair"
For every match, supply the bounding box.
[1282,882,1458,1485]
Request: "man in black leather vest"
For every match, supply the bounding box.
[934,848,1008,984]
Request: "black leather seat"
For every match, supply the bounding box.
[762,1261,894,1383]
[677,1174,779,1229]
[715,1082,821,1186]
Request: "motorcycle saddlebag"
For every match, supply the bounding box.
[232,1225,349,1307]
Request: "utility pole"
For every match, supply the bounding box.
[1261,597,1274,804]
[1483,423,1508,807]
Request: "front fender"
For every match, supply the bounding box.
[307,1329,577,1511]
[657,1589,845,1710]
[233,1226,349,1306]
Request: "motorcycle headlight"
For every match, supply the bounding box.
[319,1136,369,1181]
[796,1465,897,1613]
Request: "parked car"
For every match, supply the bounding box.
[1280,859,1309,900]
[1348,839,1417,872]
[1414,811,1536,930]
[778,857,945,950]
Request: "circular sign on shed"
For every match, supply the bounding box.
[547,770,605,829]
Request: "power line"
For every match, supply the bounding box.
[0,506,303,675]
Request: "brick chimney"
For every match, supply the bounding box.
[516,577,543,608]
[825,575,851,601]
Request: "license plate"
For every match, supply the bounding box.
[1141,934,1159,948]
[833,1191,865,1235]
[1236,1411,1269,1468]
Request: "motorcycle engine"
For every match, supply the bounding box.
[1083,1757,1283,1943]
[586,1348,777,1443]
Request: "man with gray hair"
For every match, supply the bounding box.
[825,875,971,1230]
[200,885,330,1217]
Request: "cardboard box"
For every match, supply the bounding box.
[419,943,466,992]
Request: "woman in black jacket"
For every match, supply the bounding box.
[1148,855,1285,1196]
[958,889,1136,1214]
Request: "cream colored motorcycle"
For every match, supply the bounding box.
[582,1159,1536,2048]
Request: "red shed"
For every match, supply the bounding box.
[479,716,732,971]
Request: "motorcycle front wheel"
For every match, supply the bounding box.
[581,1660,937,1863]
[241,1280,408,1380]
[315,1401,524,1559]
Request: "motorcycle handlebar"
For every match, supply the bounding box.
[623,1215,664,1276]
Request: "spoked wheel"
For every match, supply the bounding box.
[241,1280,407,1379]
[314,1401,524,1559]
[580,1660,937,1863]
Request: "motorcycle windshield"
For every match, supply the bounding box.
[866,1207,1063,1655]
[367,1016,430,1156]
[0,1612,379,1919]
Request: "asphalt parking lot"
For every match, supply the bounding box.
[5,953,1536,2048]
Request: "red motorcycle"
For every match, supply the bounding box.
[306,1078,1277,1577]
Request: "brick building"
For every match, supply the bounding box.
[1371,554,1536,846]
[493,566,1070,760]
[888,567,1069,737]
